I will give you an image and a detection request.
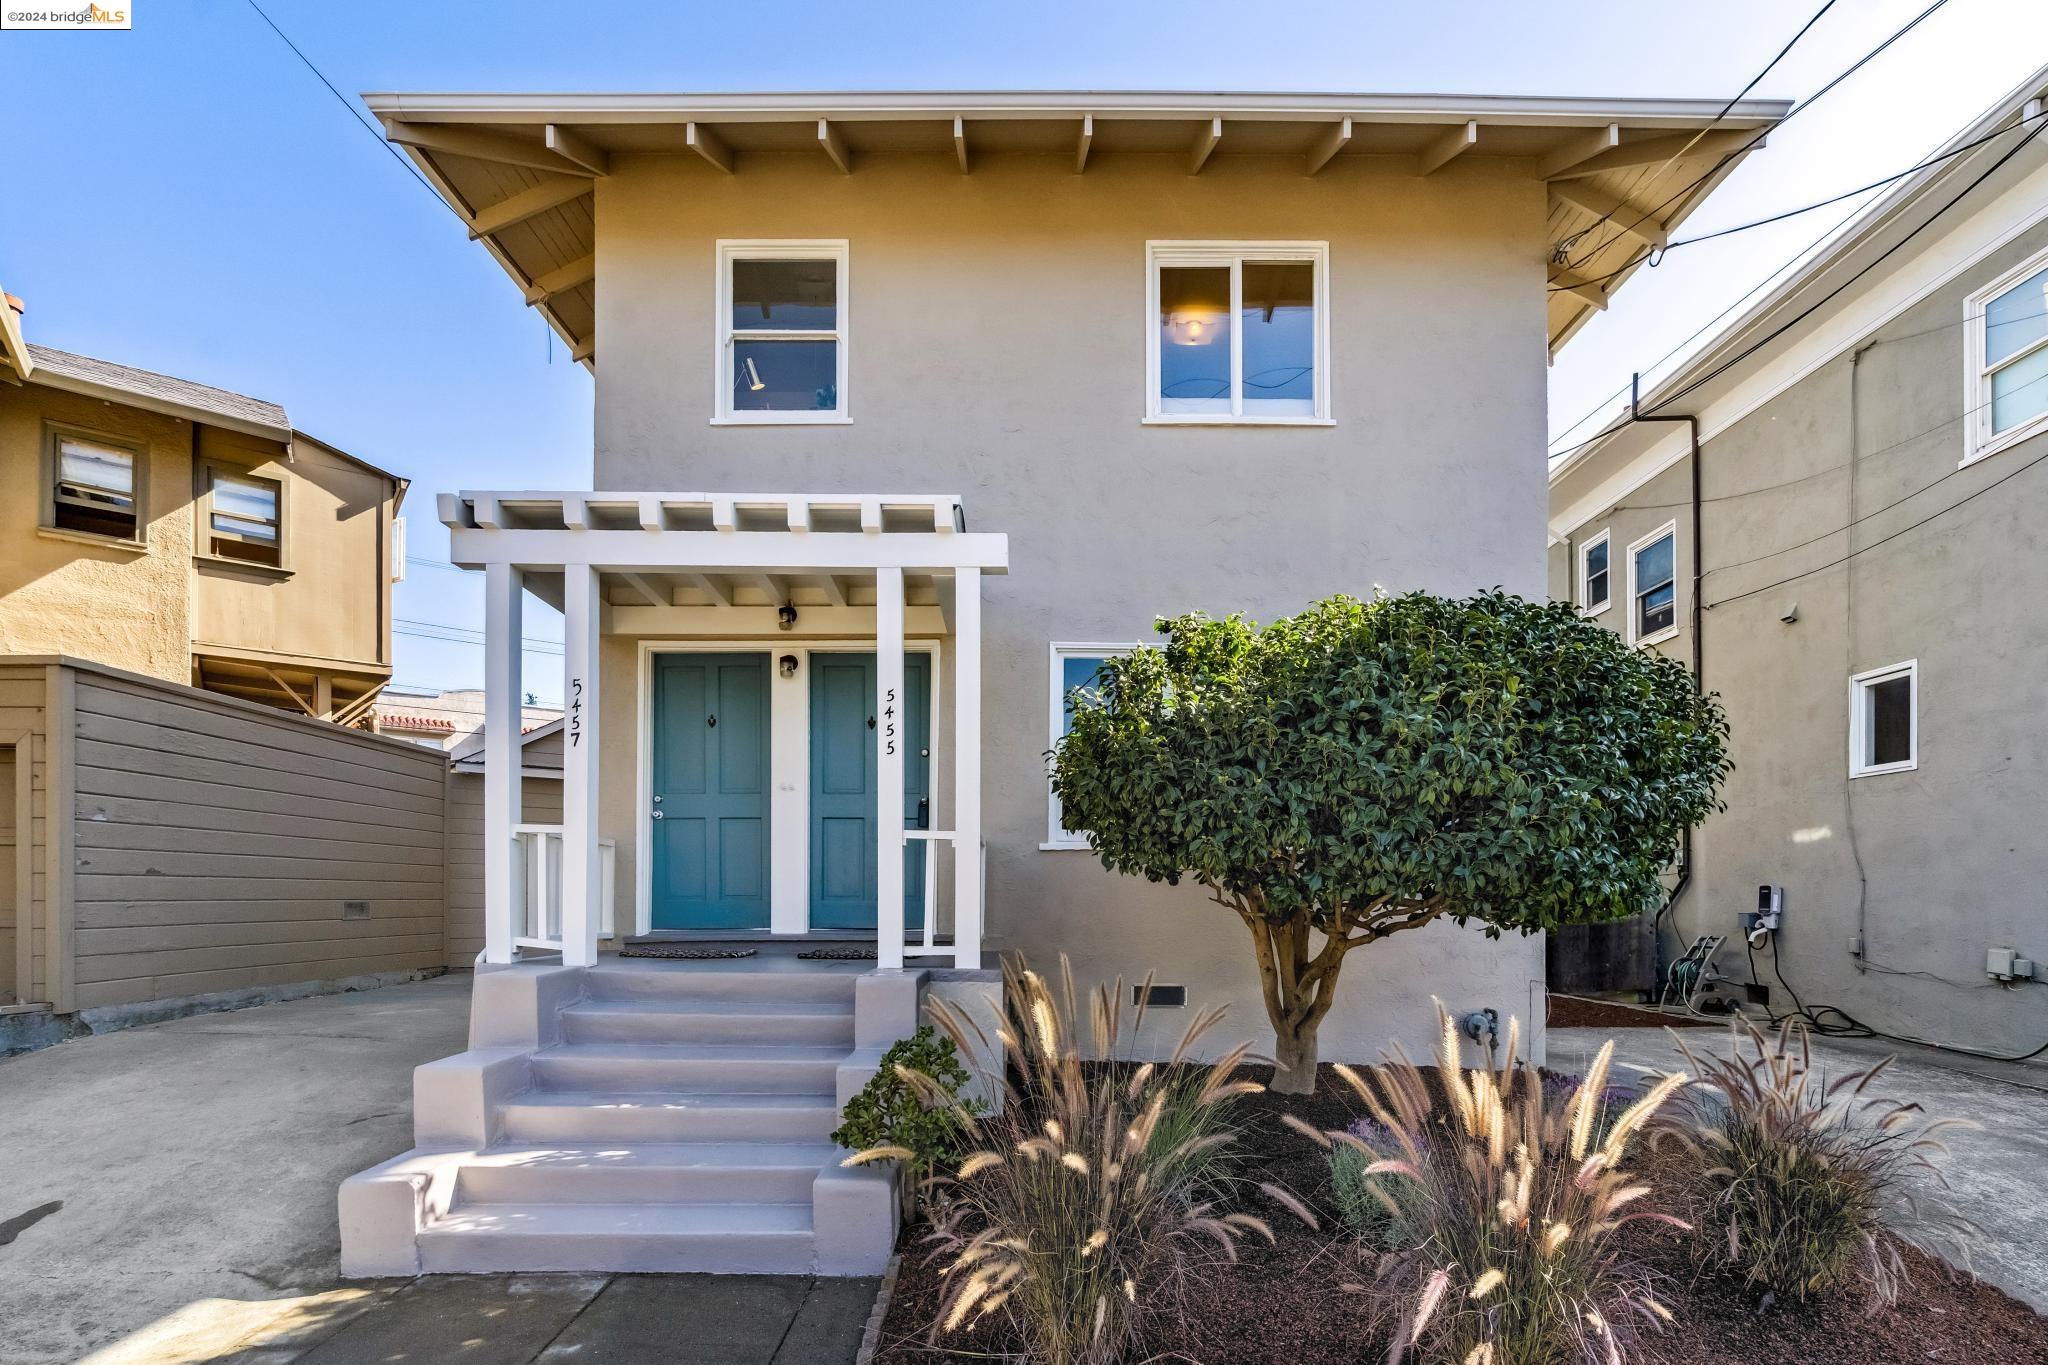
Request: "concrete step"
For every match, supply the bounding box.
[530,1043,847,1095]
[498,1090,842,1143]
[453,1142,839,1207]
[585,961,859,1006]
[561,998,854,1047]
[418,1201,816,1274]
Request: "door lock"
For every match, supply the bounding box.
[916,797,929,829]
[651,810,665,820]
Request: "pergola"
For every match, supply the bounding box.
[439,490,1008,972]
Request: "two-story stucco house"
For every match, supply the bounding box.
[341,89,1782,1277]
[1548,68,2048,1061]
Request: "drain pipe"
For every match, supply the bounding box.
[1627,373,1705,986]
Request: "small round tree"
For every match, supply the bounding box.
[1052,591,1729,1094]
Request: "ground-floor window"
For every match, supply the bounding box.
[1849,659,1917,777]
[1045,641,1136,848]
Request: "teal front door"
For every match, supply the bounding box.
[810,652,930,931]
[651,653,771,929]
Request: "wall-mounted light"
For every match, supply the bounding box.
[777,603,798,630]
[744,356,766,392]
[778,653,799,679]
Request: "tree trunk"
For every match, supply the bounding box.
[1269,1015,1322,1095]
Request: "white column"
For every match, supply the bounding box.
[875,566,906,971]
[482,563,525,965]
[952,567,983,969]
[560,563,603,968]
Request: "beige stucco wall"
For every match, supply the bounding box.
[584,148,1553,1063]
[0,385,196,680]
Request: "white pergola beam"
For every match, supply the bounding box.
[523,254,595,306]
[1304,117,1351,175]
[953,116,970,173]
[1549,181,1669,249]
[544,124,610,175]
[686,121,734,173]
[818,118,851,173]
[467,177,591,240]
[817,573,849,607]
[1189,116,1222,175]
[1074,114,1093,173]
[386,120,598,177]
[1537,123,1620,180]
[560,563,602,967]
[1417,120,1477,175]
[681,571,735,607]
[618,571,668,606]
[482,563,524,965]
[875,566,906,971]
[952,566,982,968]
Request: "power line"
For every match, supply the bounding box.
[395,619,565,654]
[242,0,438,200]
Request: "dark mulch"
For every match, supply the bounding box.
[873,1064,2048,1364]
[1547,993,1715,1030]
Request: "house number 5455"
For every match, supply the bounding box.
[882,687,897,756]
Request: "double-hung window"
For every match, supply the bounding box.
[715,240,848,423]
[204,466,284,568]
[1045,642,1136,848]
[1627,523,1678,645]
[50,431,141,542]
[1146,242,1329,424]
[1849,660,1917,777]
[1966,247,2048,462]
[1578,530,1611,615]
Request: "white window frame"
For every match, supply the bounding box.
[1044,641,1138,849]
[1849,659,1918,778]
[712,239,850,426]
[1963,242,2048,466]
[1578,529,1612,616]
[1144,241,1332,426]
[1626,522,1679,647]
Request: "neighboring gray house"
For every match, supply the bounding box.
[1548,68,2048,1060]
[340,88,1782,1277]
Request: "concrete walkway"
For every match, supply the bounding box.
[1549,1024,2048,1312]
[0,976,878,1364]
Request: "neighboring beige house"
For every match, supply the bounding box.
[0,292,407,725]
[1548,69,2048,1059]
[340,88,1783,1278]
[375,685,562,750]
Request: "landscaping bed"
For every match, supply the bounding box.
[1547,993,1714,1030]
[872,1064,2048,1364]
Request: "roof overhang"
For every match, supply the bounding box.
[364,89,1788,367]
[0,294,30,384]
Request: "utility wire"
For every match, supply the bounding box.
[243,0,437,199]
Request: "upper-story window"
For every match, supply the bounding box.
[49,429,142,543]
[714,240,849,424]
[1145,242,1330,425]
[203,465,284,568]
[1628,523,1678,646]
[1578,530,1611,615]
[1966,246,2048,463]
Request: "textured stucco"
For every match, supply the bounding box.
[582,148,1553,1064]
[1552,214,2048,1061]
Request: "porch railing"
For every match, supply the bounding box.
[511,824,615,953]
[901,831,985,959]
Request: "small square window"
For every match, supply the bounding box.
[715,241,848,423]
[1628,524,1678,645]
[1046,642,1136,848]
[1850,661,1917,777]
[51,434,139,541]
[1579,530,1611,614]
[1147,243,1328,423]
[206,468,282,567]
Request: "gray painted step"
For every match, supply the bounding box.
[530,1043,846,1094]
[498,1090,842,1143]
[453,1142,839,1207]
[585,962,859,1005]
[418,1202,815,1274]
[561,998,854,1047]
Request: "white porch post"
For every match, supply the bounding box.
[560,562,603,968]
[482,562,524,965]
[876,565,907,971]
[952,567,983,969]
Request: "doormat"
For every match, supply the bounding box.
[619,945,758,960]
[797,946,878,961]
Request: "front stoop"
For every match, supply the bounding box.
[339,958,917,1278]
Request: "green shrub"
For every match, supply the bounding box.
[831,1025,979,1218]
[1660,1019,1974,1307]
[1329,1119,1423,1250]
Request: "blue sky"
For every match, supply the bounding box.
[2,0,2043,703]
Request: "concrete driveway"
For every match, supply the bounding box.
[1549,1024,2048,1312]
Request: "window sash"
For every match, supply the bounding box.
[1967,246,2048,460]
[1628,527,1678,643]
[1147,243,1326,423]
[1849,661,1917,776]
[1579,532,1611,612]
[715,241,848,421]
[1046,642,1137,846]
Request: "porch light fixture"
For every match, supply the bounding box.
[777,603,798,630]
[779,653,799,679]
